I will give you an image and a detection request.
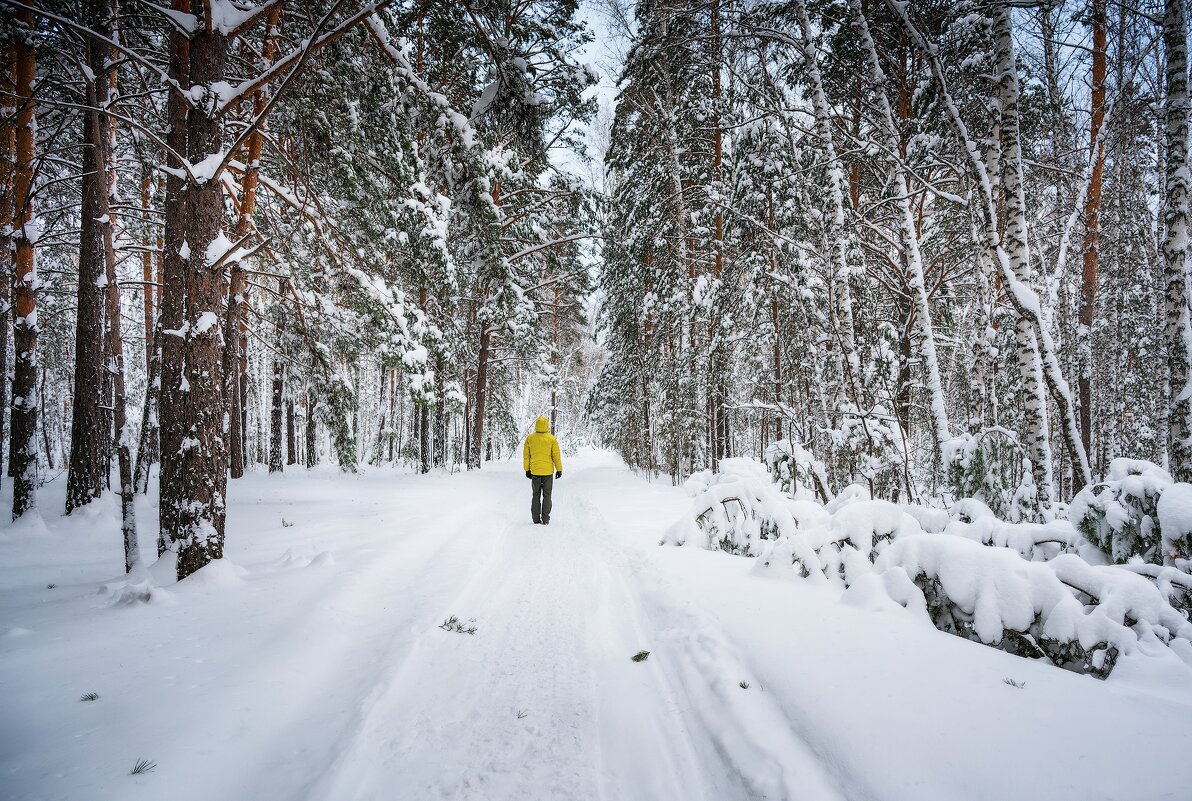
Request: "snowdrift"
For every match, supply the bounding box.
[663,455,1192,678]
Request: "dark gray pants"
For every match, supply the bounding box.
[531,474,554,523]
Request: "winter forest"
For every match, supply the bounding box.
[3,0,1192,799]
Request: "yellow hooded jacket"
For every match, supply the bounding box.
[523,416,562,476]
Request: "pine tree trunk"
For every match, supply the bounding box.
[159,12,230,579]
[0,38,14,486]
[10,11,38,519]
[1163,0,1192,482]
[286,399,296,465]
[66,2,111,513]
[134,328,161,497]
[433,366,446,467]
[305,390,317,468]
[471,322,490,470]
[80,15,138,569]
[223,5,279,481]
[269,279,285,474]
[141,174,155,372]
[1079,0,1107,462]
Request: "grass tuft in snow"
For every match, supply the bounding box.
[739,681,750,689]
[631,650,650,662]
[439,615,477,635]
[79,692,99,702]
[46,583,56,589]
[282,518,294,528]
[129,759,156,775]
[517,710,528,719]
[1003,678,1026,689]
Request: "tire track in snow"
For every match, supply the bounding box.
[568,489,848,801]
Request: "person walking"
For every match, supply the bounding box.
[523,415,563,525]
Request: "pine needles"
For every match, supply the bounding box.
[439,615,477,635]
[129,759,156,775]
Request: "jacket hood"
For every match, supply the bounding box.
[535,416,550,433]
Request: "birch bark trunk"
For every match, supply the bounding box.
[1162,0,1192,482]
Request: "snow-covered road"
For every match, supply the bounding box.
[2,451,1190,801]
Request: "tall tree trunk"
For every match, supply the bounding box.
[1163,0,1192,482]
[10,10,37,519]
[81,13,138,569]
[433,362,446,467]
[286,399,296,465]
[996,5,1055,510]
[141,174,155,371]
[305,390,317,468]
[1079,0,1107,461]
[0,37,14,486]
[159,8,231,579]
[793,0,860,403]
[471,322,490,470]
[890,0,1094,507]
[134,328,161,497]
[66,0,112,513]
[850,0,950,453]
[224,4,280,481]
[269,279,285,474]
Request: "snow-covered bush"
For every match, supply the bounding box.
[871,538,1192,678]
[764,439,832,502]
[662,458,797,556]
[667,459,1192,677]
[1070,459,1190,564]
[944,429,1037,521]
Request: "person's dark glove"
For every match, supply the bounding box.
[555,471,562,479]
[525,470,532,479]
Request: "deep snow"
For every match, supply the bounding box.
[1,451,1190,801]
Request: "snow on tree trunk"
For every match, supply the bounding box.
[9,10,37,520]
[0,36,14,485]
[1163,0,1192,482]
[849,0,950,454]
[793,0,859,399]
[890,1,1093,506]
[159,17,230,580]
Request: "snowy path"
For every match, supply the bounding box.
[3,452,1191,801]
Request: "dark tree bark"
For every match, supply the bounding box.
[286,399,296,465]
[134,328,162,498]
[470,323,490,470]
[65,1,111,514]
[433,365,446,467]
[159,8,230,579]
[269,280,285,473]
[1079,0,1107,460]
[10,10,38,519]
[305,390,317,468]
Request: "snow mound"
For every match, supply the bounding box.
[669,456,1192,678]
[181,558,247,589]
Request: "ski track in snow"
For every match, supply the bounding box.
[2,452,1191,801]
